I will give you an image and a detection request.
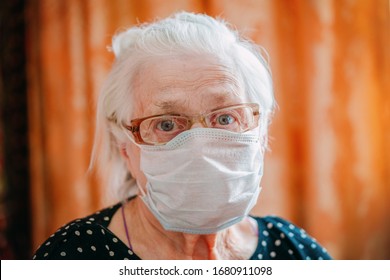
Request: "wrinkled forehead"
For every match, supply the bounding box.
[133,54,243,106]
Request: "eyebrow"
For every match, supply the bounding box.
[210,93,234,106]
[153,93,235,115]
[154,100,184,113]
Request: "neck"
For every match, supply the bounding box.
[125,196,253,260]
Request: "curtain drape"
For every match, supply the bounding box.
[26,0,390,259]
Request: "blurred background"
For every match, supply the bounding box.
[0,0,389,260]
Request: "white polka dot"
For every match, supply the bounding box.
[91,246,96,251]
[262,230,269,236]
[60,252,66,257]
[61,232,67,236]
[75,231,80,236]
[288,249,294,255]
[77,247,83,253]
[124,258,129,260]
[87,230,93,235]
[288,232,294,237]
[44,253,48,257]
[105,245,110,250]
[33,255,36,259]
[109,251,114,256]
[258,254,263,259]
[270,251,276,258]
[89,218,95,221]
[318,256,323,260]
[76,219,81,222]
[301,233,307,239]
[50,234,55,237]
[306,256,311,260]
[62,239,68,243]
[298,244,304,249]
[322,247,327,253]
[45,241,51,246]
[113,237,118,243]
[289,224,295,230]
[65,226,70,230]
[261,240,267,247]
[101,229,105,235]
[267,223,273,229]
[86,221,92,224]
[280,233,285,239]
[128,250,133,255]
[277,222,283,228]
[275,239,281,246]
[311,243,317,249]
[104,216,109,221]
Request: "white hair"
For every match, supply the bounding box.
[90,11,275,200]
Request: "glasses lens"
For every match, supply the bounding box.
[139,116,189,144]
[205,105,258,132]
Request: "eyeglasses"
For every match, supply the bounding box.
[123,103,260,145]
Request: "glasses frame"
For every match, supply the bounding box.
[122,103,260,145]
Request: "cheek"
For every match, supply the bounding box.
[125,144,147,188]
[125,144,140,174]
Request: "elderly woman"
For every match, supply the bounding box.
[34,12,331,260]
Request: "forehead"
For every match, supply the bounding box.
[131,53,246,117]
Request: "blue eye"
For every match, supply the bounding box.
[157,120,175,131]
[217,114,234,125]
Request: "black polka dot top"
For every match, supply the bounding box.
[33,198,332,260]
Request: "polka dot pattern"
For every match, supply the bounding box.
[33,200,139,260]
[249,216,332,260]
[32,198,332,260]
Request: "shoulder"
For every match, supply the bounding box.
[33,202,136,260]
[251,215,332,260]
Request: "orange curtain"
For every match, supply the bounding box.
[26,0,390,259]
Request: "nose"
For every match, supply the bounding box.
[188,115,207,129]
[190,122,204,129]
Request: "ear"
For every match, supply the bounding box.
[120,144,129,159]
[119,143,135,177]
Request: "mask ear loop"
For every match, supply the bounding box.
[121,125,148,198]
[136,180,147,197]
